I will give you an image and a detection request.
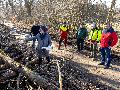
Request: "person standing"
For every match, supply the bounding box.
[76,23,88,52]
[88,23,102,60]
[26,25,52,64]
[98,23,118,69]
[58,22,69,50]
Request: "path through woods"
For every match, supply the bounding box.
[0,22,120,90]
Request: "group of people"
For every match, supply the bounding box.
[58,22,118,69]
[26,21,118,69]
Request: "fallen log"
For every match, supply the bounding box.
[0,51,59,90]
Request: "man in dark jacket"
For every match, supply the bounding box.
[76,23,88,51]
[30,21,40,48]
[98,23,118,69]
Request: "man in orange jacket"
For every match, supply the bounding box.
[98,23,118,69]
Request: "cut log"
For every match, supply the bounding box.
[0,52,59,90]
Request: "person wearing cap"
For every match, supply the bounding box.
[30,21,40,48]
[88,23,102,60]
[58,22,69,50]
[26,25,52,64]
[76,23,88,52]
[98,23,118,69]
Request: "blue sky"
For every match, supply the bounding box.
[91,0,120,8]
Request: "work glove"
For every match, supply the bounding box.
[41,45,53,50]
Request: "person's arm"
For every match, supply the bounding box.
[30,26,34,36]
[88,30,92,40]
[110,32,118,47]
[85,29,88,38]
[76,30,78,38]
[25,34,37,42]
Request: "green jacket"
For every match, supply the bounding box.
[88,28,102,42]
[76,27,88,39]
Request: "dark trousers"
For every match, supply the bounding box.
[77,38,84,51]
[37,49,50,64]
[59,37,67,49]
[90,43,97,58]
[100,47,111,67]
[32,35,36,48]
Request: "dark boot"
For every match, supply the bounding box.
[58,39,62,50]
[98,62,105,65]
[104,66,109,69]
[46,56,51,63]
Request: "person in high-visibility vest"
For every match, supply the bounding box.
[88,23,102,60]
[98,23,118,69]
[58,22,69,50]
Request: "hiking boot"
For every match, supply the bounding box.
[46,56,51,64]
[89,55,93,58]
[104,66,109,69]
[58,47,61,50]
[98,62,105,65]
[76,50,80,52]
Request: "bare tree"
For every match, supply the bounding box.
[24,0,34,17]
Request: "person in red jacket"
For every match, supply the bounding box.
[58,22,69,50]
[98,23,118,69]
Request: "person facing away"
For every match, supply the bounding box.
[88,23,102,60]
[30,21,40,48]
[58,22,69,50]
[76,23,88,52]
[98,23,118,69]
[26,25,52,65]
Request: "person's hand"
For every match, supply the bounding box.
[41,47,45,49]
[87,39,91,44]
[108,46,111,49]
[94,41,97,44]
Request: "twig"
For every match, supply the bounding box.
[48,59,63,90]
[56,60,62,90]
[28,85,33,90]
[37,86,41,90]
[17,73,22,90]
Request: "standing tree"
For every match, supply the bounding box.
[24,0,34,17]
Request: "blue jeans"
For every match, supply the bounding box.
[100,47,111,67]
